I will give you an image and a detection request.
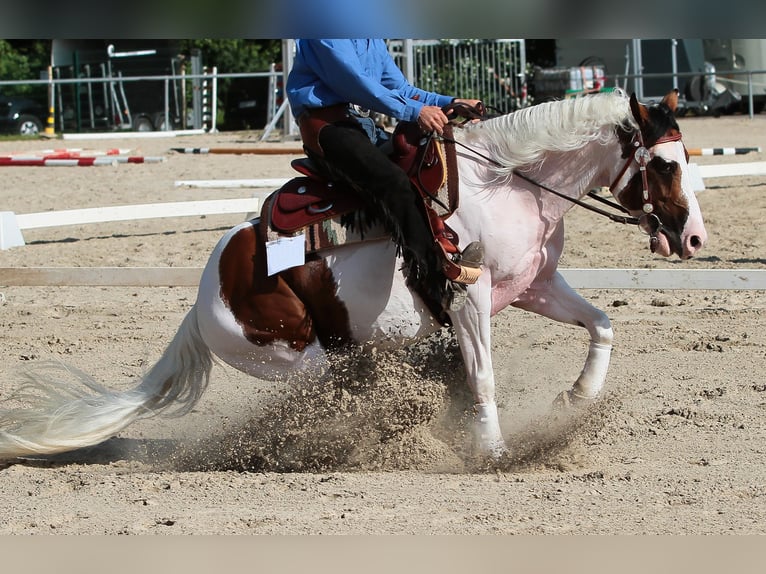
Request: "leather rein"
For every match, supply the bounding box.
[438,108,684,230]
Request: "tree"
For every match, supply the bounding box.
[0,40,50,97]
[178,40,281,74]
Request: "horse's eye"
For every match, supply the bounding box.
[653,157,676,175]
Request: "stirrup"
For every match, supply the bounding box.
[444,241,484,285]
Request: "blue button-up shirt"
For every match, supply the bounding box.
[286,39,453,123]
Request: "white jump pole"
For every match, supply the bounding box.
[696,161,766,179]
[174,178,288,188]
[15,198,260,230]
[1,198,260,250]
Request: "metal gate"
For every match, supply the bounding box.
[388,39,528,114]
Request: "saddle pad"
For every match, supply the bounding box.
[263,195,389,255]
[261,182,389,255]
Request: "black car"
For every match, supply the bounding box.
[0,93,47,136]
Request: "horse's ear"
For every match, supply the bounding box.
[629,92,650,125]
[661,89,679,113]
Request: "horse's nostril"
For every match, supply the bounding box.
[690,235,702,248]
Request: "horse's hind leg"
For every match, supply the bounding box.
[513,271,614,405]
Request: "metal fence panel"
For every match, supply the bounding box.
[388,39,527,114]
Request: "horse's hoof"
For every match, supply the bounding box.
[475,439,508,461]
[552,389,596,412]
[487,441,509,460]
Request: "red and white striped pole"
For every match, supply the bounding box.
[0,156,166,166]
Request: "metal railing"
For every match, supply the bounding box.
[0,69,283,134]
[388,39,528,114]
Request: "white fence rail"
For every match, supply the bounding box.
[1,198,259,249]
[0,267,764,290]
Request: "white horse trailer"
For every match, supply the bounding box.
[731,39,766,114]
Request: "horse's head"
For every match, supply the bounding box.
[614,91,707,259]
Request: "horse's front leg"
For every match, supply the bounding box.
[448,272,507,457]
[513,270,614,405]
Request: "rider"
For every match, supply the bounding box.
[286,38,484,308]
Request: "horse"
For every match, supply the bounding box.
[0,89,707,462]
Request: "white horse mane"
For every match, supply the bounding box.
[459,89,638,180]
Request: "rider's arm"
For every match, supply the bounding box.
[299,39,452,123]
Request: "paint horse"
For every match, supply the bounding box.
[0,90,706,461]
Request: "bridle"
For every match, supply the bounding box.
[607,129,684,227]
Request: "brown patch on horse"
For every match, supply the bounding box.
[621,157,689,228]
[279,259,354,351]
[218,222,353,353]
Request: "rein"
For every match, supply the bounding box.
[438,131,640,226]
[439,123,684,229]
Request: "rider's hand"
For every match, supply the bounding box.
[417,105,449,135]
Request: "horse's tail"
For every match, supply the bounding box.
[0,304,213,460]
